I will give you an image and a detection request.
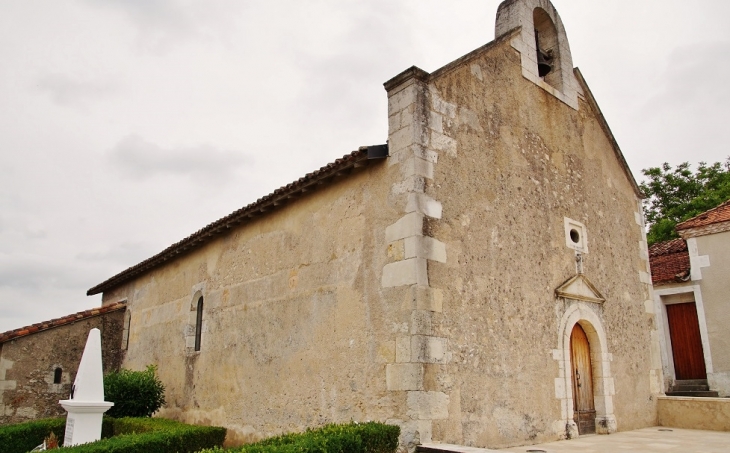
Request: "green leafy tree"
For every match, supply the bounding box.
[640,159,730,245]
[104,365,166,418]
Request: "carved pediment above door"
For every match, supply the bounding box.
[555,274,606,304]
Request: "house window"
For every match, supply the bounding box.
[54,367,62,384]
[194,296,204,352]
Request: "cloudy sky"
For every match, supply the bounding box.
[1,0,729,333]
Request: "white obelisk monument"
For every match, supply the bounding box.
[59,328,114,446]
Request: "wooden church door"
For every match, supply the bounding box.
[570,323,596,435]
[666,302,707,380]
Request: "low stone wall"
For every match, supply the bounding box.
[657,396,730,431]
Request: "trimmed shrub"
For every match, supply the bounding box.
[0,417,66,453]
[104,365,166,418]
[0,417,226,453]
[61,418,226,453]
[199,421,399,453]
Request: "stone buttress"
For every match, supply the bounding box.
[382,67,453,448]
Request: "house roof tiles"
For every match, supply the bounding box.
[648,238,690,285]
[0,301,127,344]
[648,237,688,257]
[676,199,730,231]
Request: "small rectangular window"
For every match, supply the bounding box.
[54,367,63,384]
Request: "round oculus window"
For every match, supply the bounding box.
[570,228,581,244]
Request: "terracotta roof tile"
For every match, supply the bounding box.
[648,239,691,285]
[0,302,127,344]
[648,238,687,257]
[87,145,388,296]
[676,199,730,231]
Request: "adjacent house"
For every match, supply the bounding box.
[84,0,662,449]
[650,200,730,398]
[0,302,126,425]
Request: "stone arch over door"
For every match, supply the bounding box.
[555,302,617,436]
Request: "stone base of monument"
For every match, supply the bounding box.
[59,400,114,446]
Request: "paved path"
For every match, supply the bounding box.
[499,427,730,453]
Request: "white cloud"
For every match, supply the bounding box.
[35,73,117,108]
[108,134,253,183]
[634,41,730,168]
[77,242,156,267]
[0,254,86,291]
[83,0,244,53]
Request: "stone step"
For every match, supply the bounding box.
[670,379,710,393]
[670,384,710,392]
[417,443,500,453]
[674,379,709,386]
[665,390,720,398]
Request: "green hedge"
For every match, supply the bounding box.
[0,417,226,453]
[200,422,399,453]
[0,417,67,453]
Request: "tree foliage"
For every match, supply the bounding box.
[104,365,166,418]
[640,159,730,245]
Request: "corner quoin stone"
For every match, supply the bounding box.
[386,363,424,391]
[407,391,449,420]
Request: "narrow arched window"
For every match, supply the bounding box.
[54,367,62,384]
[194,296,204,351]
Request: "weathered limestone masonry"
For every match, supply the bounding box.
[382,67,450,447]
[95,155,399,446]
[379,0,662,448]
[83,0,665,450]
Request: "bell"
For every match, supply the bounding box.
[537,50,553,77]
[534,29,553,77]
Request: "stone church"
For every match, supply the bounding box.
[87,0,662,449]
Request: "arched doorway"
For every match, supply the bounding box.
[555,302,617,436]
[570,323,595,435]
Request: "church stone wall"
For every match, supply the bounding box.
[386,36,661,448]
[97,2,662,450]
[101,165,406,446]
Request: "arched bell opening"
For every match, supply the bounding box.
[496,0,578,108]
[533,7,563,91]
